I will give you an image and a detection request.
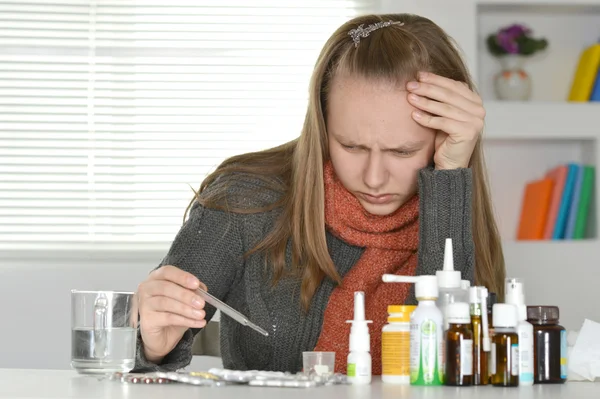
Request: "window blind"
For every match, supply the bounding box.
[0,0,376,251]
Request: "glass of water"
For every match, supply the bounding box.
[71,290,138,375]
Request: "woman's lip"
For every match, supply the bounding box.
[359,193,394,204]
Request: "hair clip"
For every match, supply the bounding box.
[348,20,405,48]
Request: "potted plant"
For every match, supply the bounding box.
[486,24,548,101]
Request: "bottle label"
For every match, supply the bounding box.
[490,343,496,376]
[347,363,356,377]
[519,326,534,383]
[461,339,473,376]
[382,331,410,376]
[561,330,568,379]
[410,319,443,386]
[511,343,519,376]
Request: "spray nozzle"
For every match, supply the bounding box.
[346,291,372,326]
[382,274,439,300]
[345,291,372,353]
[436,238,461,289]
[505,278,527,321]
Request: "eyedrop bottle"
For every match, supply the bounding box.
[436,238,469,331]
[346,291,372,385]
[505,278,534,386]
[469,286,490,385]
[382,274,444,386]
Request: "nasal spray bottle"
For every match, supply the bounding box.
[383,274,444,386]
[505,278,534,386]
[346,291,373,385]
[436,238,469,330]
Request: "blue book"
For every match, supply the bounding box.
[591,66,600,101]
[552,163,579,239]
[564,164,584,239]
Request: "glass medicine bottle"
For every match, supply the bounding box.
[445,302,473,386]
[526,306,567,384]
[491,303,519,387]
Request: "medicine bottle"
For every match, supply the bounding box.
[445,302,473,386]
[526,306,567,384]
[381,305,415,384]
[491,304,519,387]
[486,292,497,384]
[469,287,488,385]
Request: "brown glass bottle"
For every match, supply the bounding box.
[486,292,497,384]
[527,306,567,384]
[469,288,488,385]
[445,302,473,386]
[491,304,519,387]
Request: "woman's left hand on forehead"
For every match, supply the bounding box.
[406,71,484,170]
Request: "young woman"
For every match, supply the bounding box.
[134,13,505,375]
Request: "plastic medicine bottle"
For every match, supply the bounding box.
[526,306,567,384]
[382,305,415,384]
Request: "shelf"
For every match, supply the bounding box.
[483,101,600,140]
[478,0,600,6]
[476,2,600,101]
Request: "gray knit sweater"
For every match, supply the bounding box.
[133,166,474,373]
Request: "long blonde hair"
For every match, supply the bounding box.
[190,13,506,310]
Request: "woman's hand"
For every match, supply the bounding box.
[406,72,485,170]
[137,265,207,364]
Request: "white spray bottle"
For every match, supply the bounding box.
[505,278,534,386]
[382,274,444,386]
[436,238,469,330]
[346,291,372,385]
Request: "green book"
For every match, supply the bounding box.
[573,166,595,239]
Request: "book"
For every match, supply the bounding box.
[564,164,584,239]
[568,43,600,102]
[552,163,579,240]
[516,178,554,240]
[574,166,596,239]
[543,165,568,239]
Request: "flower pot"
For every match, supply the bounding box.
[493,55,532,101]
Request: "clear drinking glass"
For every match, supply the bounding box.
[71,290,138,375]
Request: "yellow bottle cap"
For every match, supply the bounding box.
[387,305,416,322]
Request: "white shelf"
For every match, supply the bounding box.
[483,102,600,140]
[477,0,600,6]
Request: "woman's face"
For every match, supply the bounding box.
[326,74,436,216]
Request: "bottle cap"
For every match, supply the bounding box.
[527,305,560,325]
[469,286,480,304]
[436,238,461,289]
[493,303,518,328]
[487,292,497,313]
[387,305,416,322]
[382,275,439,299]
[446,302,471,324]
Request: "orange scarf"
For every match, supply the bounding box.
[313,162,419,375]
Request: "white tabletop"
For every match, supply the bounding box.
[0,369,598,399]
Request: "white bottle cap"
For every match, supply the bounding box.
[469,286,480,304]
[493,303,518,328]
[436,238,461,288]
[382,274,439,299]
[446,302,471,324]
[346,291,372,352]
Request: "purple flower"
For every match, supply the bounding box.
[496,24,531,54]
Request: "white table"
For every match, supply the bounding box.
[0,369,598,399]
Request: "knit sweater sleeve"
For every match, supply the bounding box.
[133,200,244,372]
[412,167,475,302]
